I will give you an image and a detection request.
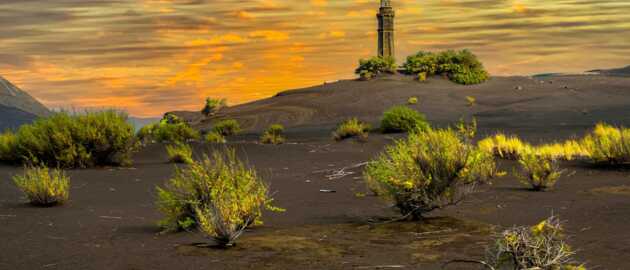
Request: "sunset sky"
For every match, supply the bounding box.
[1,0,629,117]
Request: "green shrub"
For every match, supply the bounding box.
[355,56,396,80]
[137,114,199,144]
[402,49,489,85]
[0,110,136,168]
[166,143,193,164]
[364,128,497,220]
[516,152,564,191]
[13,167,70,206]
[260,124,286,145]
[581,123,630,165]
[333,118,370,141]
[487,216,585,269]
[212,119,241,136]
[380,106,430,133]
[407,97,418,105]
[156,149,282,246]
[201,98,227,116]
[205,132,226,144]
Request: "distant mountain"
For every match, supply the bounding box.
[0,76,50,131]
[588,65,630,77]
[127,116,161,132]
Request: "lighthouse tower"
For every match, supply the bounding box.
[377,0,395,58]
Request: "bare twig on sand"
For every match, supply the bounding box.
[313,162,369,180]
[442,259,495,270]
[99,216,123,220]
[355,265,405,269]
[0,214,16,218]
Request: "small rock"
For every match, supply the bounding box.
[515,86,523,90]
[305,180,311,183]
[319,189,336,193]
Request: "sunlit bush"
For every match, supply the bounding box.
[364,128,497,220]
[487,216,585,269]
[260,124,286,145]
[478,133,531,160]
[212,119,241,137]
[333,118,370,141]
[401,49,489,85]
[13,166,70,206]
[166,143,193,164]
[156,149,282,247]
[137,114,200,144]
[581,123,630,165]
[0,110,136,168]
[516,152,564,191]
[201,97,227,116]
[407,97,418,105]
[535,140,588,161]
[380,105,430,133]
[205,132,226,144]
[355,56,397,80]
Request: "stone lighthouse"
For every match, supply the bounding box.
[377,0,395,58]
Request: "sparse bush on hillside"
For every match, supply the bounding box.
[201,98,227,117]
[212,119,241,137]
[478,134,531,160]
[0,110,136,168]
[137,114,200,144]
[355,56,397,80]
[260,124,286,145]
[205,132,227,144]
[581,123,630,165]
[13,167,70,206]
[364,128,497,220]
[166,143,193,164]
[333,118,370,141]
[516,152,564,191]
[402,49,489,85]
[466,96,476,107]
[156,149,282,247]
[487,216,585,269]
[380,105,430,133]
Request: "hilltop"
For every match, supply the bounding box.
[174,72,630,141]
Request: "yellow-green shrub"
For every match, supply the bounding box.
[535,140,588,161]
[205,132,226,144]
[212,119,241,136]
[166,143,193,164]
[488,216,584,269]
[156,149,282,246]
[478,133,531,160]
[0,132,17,161]
[13,167,70,206]
[333,118,370,141]
[0,110,136,168]
[581,123,630,165]
[137,114,199,143]
[380,106,430,133]
[516,152,564,191]
[407,97,418,105]
[260,124,286,145]
[364,128,497,220]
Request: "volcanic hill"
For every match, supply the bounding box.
[0,76,50,130]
